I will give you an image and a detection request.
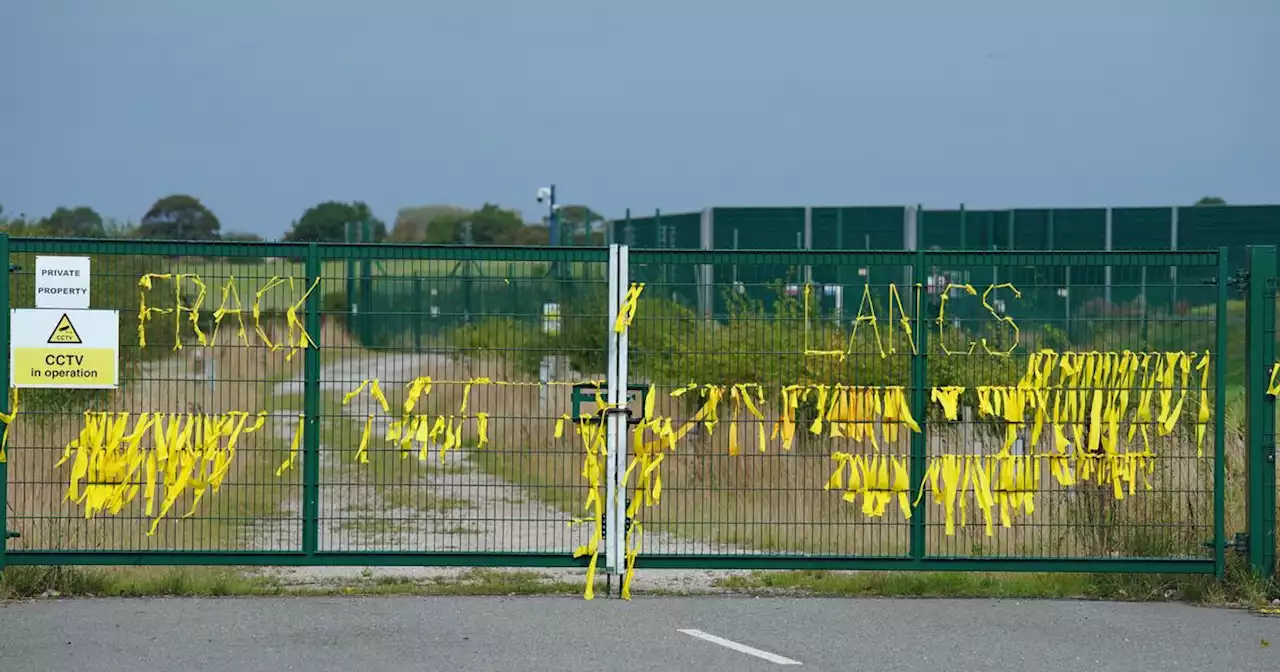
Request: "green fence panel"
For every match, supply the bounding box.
[1245,245,1278,577]
[3,237,310,562]
[1,238,611,568]
[625,247,1224,572]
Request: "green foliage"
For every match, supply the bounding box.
[553,205,608,245]
[138,194,220,240]
[389,205,470,242]
[444,317,550,377]
[39,206,105,238]
[286,201,385,242]
[424,203,524,245]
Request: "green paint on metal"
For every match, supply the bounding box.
[0,235,1241,577]
[1214,247,1229,579]
[1244,245,1278,578]
[0,232,9,570]
[303,242,322,556]
[909,242,928,563]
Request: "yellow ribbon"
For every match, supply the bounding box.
[614,283,645,333]
[0,388,18,463]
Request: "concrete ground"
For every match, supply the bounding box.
[1,596,1276,671]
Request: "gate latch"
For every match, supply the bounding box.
[1225,269,1250,295]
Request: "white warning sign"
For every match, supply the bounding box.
[35,256,91,309]
[10,309,119,389]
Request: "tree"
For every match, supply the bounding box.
[0,204,37,236]
[39,206,106,238]
[138,194,221,239]
[469,203,523,244]
[554,205,607,245]
[423,211,467,243]
[1195,196,1226,206]
[390,205,469,242]
[103,217,138,238]
[285,200,385,243]
[417,203,524,244]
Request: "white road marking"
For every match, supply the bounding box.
[678,628,802,666]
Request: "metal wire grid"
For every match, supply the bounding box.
[5,239,308,553]
[0,240,1232,570]
[624,249,1223,563]
[317,247,609,554]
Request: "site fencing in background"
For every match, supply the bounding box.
[611,204,1276,326]
[1,234,1277,600]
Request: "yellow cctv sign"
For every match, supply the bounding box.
[10,309,119,389]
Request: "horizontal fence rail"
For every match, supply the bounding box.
[2,236,1276,594]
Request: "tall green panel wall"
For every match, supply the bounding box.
[615,211,703,310]
[708,207,806,316]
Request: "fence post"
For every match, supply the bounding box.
[1215,247,1229,579]
[1244,245,1277,578]
[909,242,929,563]
[604,244,630,580]
[0,232,9,570]
[302,241,322,556]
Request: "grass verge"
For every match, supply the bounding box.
[0,566,589,599]
[714,562,1279,606]
[4,563,1276,606]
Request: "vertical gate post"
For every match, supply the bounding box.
[1215,247,1229,578]
[0,232,10,570]
[1244,245,1277,577]
[603,244,630,581]
[302,241,322,556]
[909,240,929,562]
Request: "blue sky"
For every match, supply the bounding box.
[1,1,1276,237]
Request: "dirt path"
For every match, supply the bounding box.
[248,352,746,588]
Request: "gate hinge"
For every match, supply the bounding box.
[4,530,19,539]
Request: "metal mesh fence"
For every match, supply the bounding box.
[4,239,307,554]
[624,248,1224,567]
[0,238,1245,577]
[314,246,608,555]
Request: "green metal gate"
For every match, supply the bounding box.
[625,247,1229,574]
[2,235,1273,585]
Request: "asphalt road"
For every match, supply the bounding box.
[1,596,1276,671]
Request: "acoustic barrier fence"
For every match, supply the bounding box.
[611,204,1277,325]
[1,234,1277,601]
